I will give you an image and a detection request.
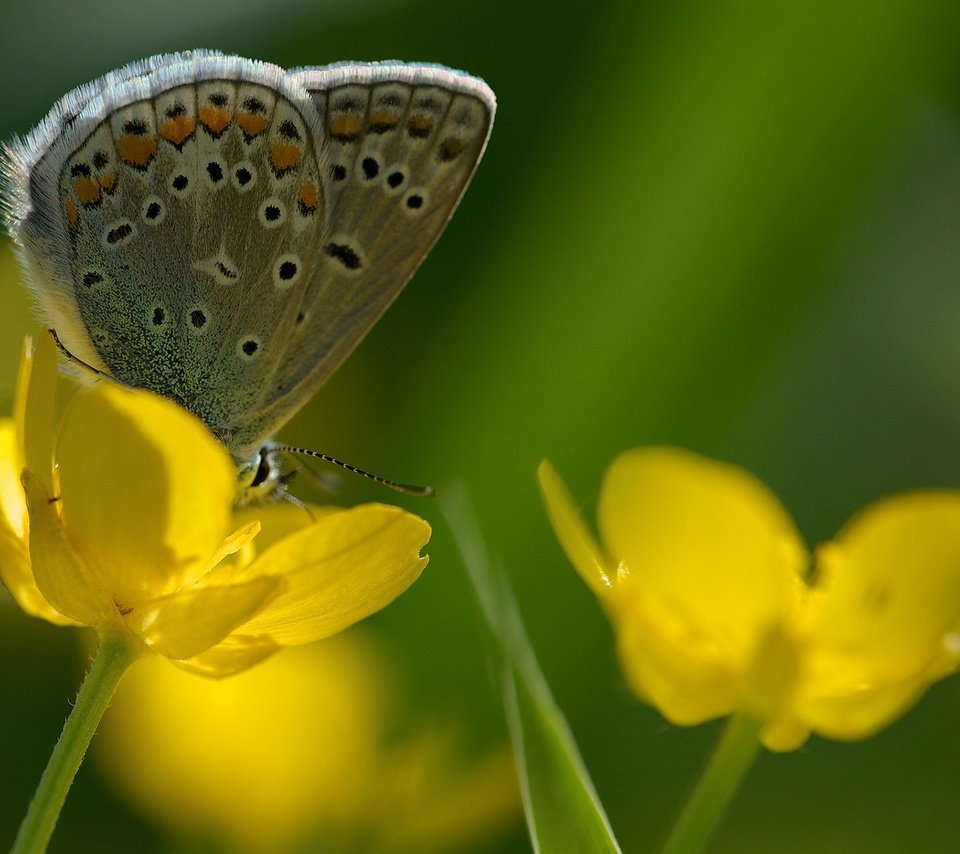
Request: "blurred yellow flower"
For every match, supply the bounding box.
[0,333,430,676]
[97,632,521,853]
[539,447,960,751]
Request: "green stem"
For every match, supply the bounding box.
[12,632,138,854]
[660,711,763,854]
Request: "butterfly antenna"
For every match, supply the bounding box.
[270,445,436,498]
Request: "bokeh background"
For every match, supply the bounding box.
[4,0,960,851]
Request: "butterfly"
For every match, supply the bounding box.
[1,50,495,497]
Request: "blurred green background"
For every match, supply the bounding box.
[4,0,960,850]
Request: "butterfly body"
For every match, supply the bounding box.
[2,51,495,468]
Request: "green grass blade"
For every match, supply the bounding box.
[442,485,621,853]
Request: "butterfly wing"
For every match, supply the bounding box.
[2,52,331,455]
[231,62,496,455]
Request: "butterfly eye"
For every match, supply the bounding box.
[249,448,274,488]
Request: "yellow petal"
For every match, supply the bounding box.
[798,491,960,737]
[599,447,807,669]
[759,714,811,752]
[0,419,25,537]
[125,576,283,660]
[197,521,262,585]
[233,502,339,552]
[807,492,960,675]
[2,380,78,625]
[238,504,430,644]
[0,421,69,622]
[741,622,802,723]
[798,668,938,743]
[0,515,77,625]
[537,459,615,596]
[17,333,58,498]
[208,504,337,583]
[173,635,282,678]
[612,597,741,723]
[0,520,75,624]
[22,468,114,627]
[57,384,235,608]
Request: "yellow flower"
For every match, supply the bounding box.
[0,333,430,675]
[96,633,521,853]
[539,447,960,751]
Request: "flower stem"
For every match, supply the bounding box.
[12,632,138,854]
[659,712,763,854]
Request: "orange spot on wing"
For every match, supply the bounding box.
[65,198,79,231]
[270,141,301,173]
[438,137,465,161]
[297,180,319,212]
[198,106,231,134]
[328,115,363,141]
[72,176,101,205]
[368,111,399,131]
[408,116,433,138]
[117,134,157,168]
[159,115,196,145]
[237,112,268,138]
[99,172,117,193]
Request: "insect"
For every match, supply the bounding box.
[1,50,495,497]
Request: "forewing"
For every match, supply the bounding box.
[3,52,328,458]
